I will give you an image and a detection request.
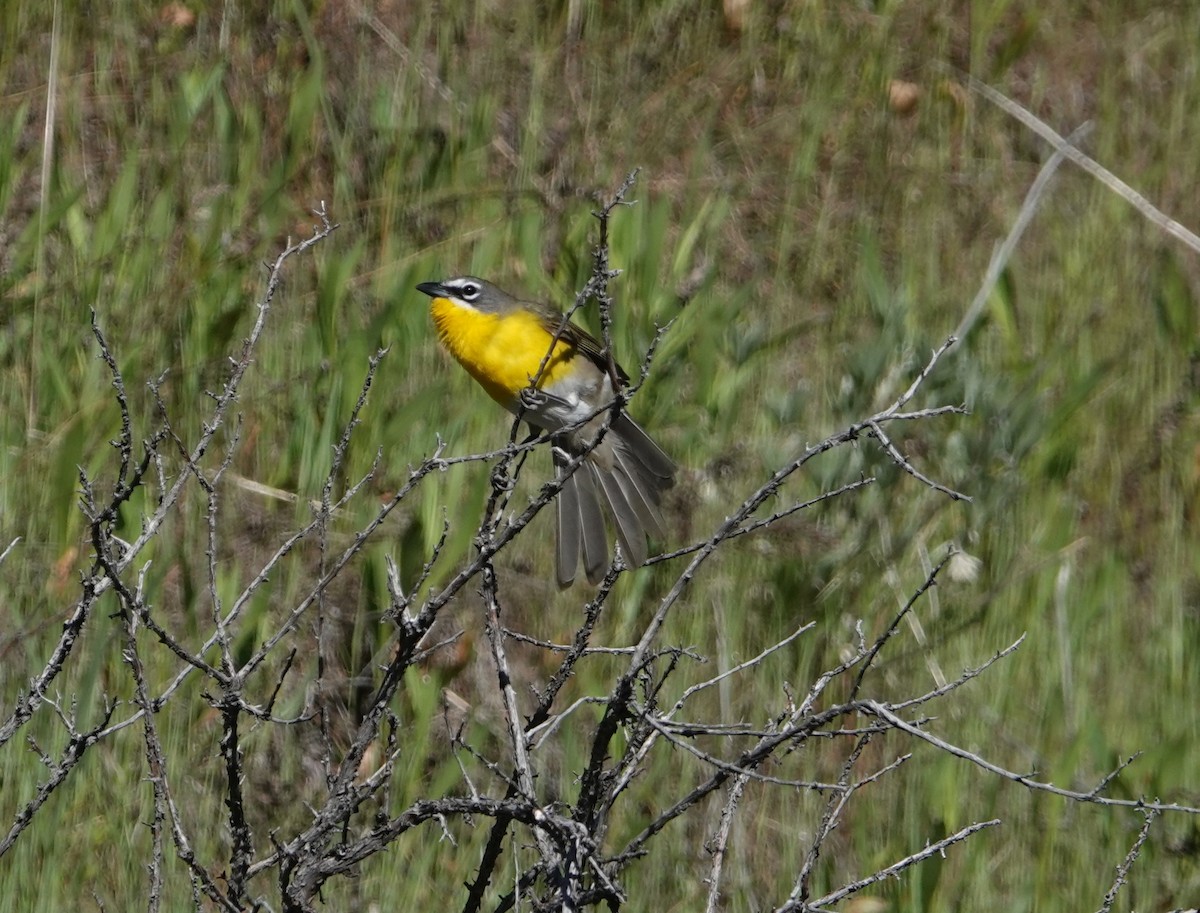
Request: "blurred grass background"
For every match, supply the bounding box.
[2,0,1200,910]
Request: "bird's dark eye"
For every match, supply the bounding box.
[460,282,480,300]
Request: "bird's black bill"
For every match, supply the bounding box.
[416,281,447,298]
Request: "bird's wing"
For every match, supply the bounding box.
[530,299,631,385]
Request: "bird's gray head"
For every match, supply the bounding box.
[415,276,515,313]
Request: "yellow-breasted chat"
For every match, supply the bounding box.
[415,276,675,586]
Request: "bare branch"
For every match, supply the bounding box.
[1096,809,1159,913]
[865,702,1200,814]
[703,770,750,913]
[787,819,1002,912]
[867,419,970,501]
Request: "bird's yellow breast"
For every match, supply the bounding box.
[430,297,579,409]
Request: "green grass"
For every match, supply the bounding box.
[3,0,1200,910]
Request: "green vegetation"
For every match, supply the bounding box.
[3,1,1199,909]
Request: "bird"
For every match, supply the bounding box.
[415,276,675,586]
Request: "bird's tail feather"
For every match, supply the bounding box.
[553,414,675,587]
[555,447,609,587]
[592,460,648,570]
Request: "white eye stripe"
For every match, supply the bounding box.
[450,280,481,301]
